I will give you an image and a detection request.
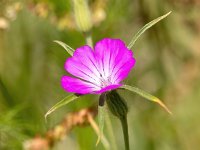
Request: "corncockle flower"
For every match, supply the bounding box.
[61,38,136,95]
[59,38,170,150]
[46,11,172,150]
[61,38,135,150]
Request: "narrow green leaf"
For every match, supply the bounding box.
[54,40,75,56]
[121,85,172,114]
[45,94,79,120]
[105,115,118,150]
[96,106,105,146]
[127,11,171,49]
[88,111,110,150]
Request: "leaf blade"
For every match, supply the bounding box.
[87,111,110,150]
[54,40,75,56]
[127,11,171,49]
[121,85,172,114]
[45,94,79,120]
[105,115,118,150]
[96,105,105,146]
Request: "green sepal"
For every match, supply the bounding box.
[106,90,128,118]
[128,11,171,49]
[45,94,80,120]
[121,85,172,114]
[54,40,75,56]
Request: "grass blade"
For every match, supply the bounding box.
[54,40,75,56]
[127,11,171,49]
[45,94,79,120]
[121,85,172,114]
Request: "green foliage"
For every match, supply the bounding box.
[127,11,171,49]
[97,106,105,145]
[121,85,171,114]
[96,105,110,150]
[0,106,28,149]
[45,94,80,119]
[54,40,75,56]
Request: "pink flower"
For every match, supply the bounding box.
[61,38,136,94]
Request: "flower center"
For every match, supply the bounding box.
[99,75,112,87]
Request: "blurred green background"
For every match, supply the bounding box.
[1,0,200,149]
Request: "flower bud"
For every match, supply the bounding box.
[106,90,128,119]
[72,0,92,32]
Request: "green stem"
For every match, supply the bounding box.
[85,32,93,47]
[120,115,129,150]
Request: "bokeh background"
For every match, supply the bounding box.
[1,0,200,149]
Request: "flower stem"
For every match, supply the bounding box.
[106,91,130,150]
[120,115,130,150]
[85,32,93,47]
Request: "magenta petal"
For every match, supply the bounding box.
[112,56,136,83]
[61,76,100,94]
[65,46,101,85]
[94,38,124,78]
[95,84,122,94]
[94,38,136,84]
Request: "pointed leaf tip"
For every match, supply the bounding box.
[54,40,75,56]
[153,97,172,115]
[121,85,172,115]
[128,11,171,49]
[44,94,79,120]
